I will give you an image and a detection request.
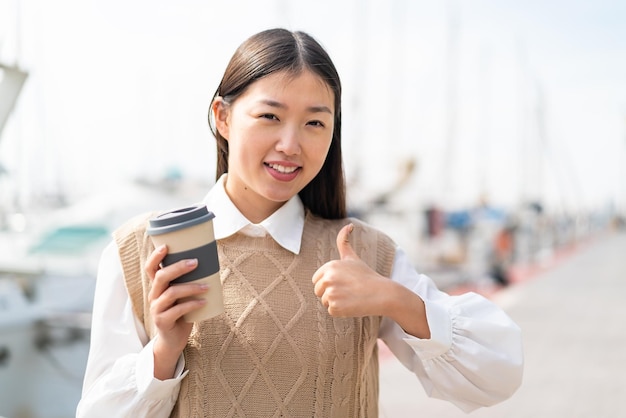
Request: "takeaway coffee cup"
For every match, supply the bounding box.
[146,204,222,322]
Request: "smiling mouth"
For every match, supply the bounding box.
[265,162,300,174]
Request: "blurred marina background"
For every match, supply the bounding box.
[1,0,625,417]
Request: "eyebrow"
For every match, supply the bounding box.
[259,99,333,115]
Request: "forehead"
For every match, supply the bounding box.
[238,70,335,111]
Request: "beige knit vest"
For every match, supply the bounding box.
[113,211,396,418]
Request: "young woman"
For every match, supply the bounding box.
[77,28,523,417]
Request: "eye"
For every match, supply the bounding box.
[260,113,279,121]
[307,120,325,128]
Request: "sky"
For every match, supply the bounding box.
[1,0,625,216]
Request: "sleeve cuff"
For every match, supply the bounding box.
[404,299,453,360]
[135,339,188,400]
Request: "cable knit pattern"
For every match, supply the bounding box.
[115,211,396,417]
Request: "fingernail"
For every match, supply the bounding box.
[158,244,167,252]
[198,284,209,290]
[186,258,198,267]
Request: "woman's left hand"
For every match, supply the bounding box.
[312,223,431,339]
[312,224,390,317]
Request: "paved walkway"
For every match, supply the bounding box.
[378,230,626,417]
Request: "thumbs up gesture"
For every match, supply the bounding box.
[312,223,389,317]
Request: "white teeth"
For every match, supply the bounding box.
[268,163,298,174]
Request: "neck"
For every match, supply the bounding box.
[224,185,284,224]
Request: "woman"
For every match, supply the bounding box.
[77,28,523,417]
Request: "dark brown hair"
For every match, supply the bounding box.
[208,28,346,219]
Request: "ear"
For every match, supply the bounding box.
[212,97,230,140]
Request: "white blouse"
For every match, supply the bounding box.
[76,176,523,417]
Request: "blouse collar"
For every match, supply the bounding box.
[202,174,305,254]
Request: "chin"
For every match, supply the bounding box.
[264,187,300,204]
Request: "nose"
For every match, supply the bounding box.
[275,126,301,155]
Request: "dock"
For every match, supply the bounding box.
[379,230,626,417]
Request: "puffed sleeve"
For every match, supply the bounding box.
[379,247,523,412]
[76,241,187,418]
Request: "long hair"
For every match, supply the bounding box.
[208,28,346,219]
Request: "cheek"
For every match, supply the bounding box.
[302,140,333,180]
[228,141,254,167]
[314,137,333,165]
[227,130,264,166]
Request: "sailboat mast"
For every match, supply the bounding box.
[442,0,459,204]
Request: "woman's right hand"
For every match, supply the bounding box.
[145,244,208,380]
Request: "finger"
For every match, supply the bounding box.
[151,281,208,314]
[149,258,198,302]
[153,296,206,328]
[337,223,358,261]
[311,261,337,286]
[312,273,327,297]
[311,262,327,285]
[145,244,168,279]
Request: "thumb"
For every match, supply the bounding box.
[337,223,358,261]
